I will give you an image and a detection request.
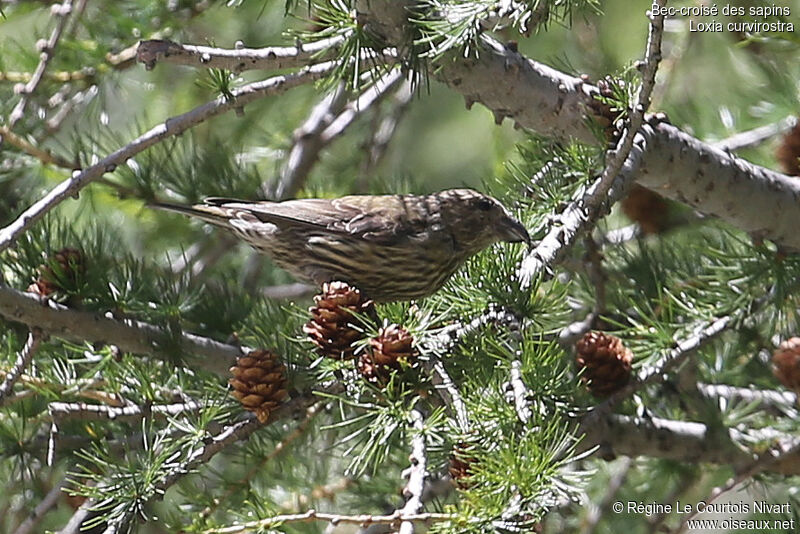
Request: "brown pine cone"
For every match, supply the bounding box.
[575,331,634,397]
[229,349,289,423]
[357,324,414,385]
[772,337,800,393]
[620,184,670,235]
[776,122,800,176]
[303,282,374,360]
[29,247,85,296]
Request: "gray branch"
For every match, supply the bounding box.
[506,360,532,424]
[518,129,647,284]
[136,34,348,73]
[7,0,74,127]
[98,387,340,534]
[712,115,797,152]
[578,413,800,476]
[272,69,405,200]
[0,329,43,404]
[12,476,67,534]
[0,61,335,254]
[48,400,204,422]
[357,0,800,251]
[0,284,245,376]
[583,315,731,426]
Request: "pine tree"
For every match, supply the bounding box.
[1,1,800,533]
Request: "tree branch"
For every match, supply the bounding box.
[48,400,203,422]
[0,329,43,404]
[272,69,405,199]
[712,115,797,152]
[0,284,245,376]
[398,408,427,534]
[12,476,67,534]
[136,35,349,73]
[518,128,647,284]
[97,386,342,534]
[7,0,74,127]
[696,383,797,414]
[582,314,732,427]
[204,511,453,534]
[520,0,666,285]
[0,125,77,169]
[357,0,800,251]
[0,61,335,254]
[578,413,800,476]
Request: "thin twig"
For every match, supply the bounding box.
[272,69,405,199]
[204,510,453,534]
[697,383,797,413]
[8,0,74,127]
[399,408,427,534]
[423,307,521,430]
[0,61,335,253]
[506,360,532,424]
[202,402,325,520]
[0,329,43,404]
[136,34,350,73]
[48,400,204,422]
[0,125,77,169]
[55,492,94,534]
[425,356,470,431]
[518,0,667,286]
[580,457,632,534]
[713,116,797,152]
[262,282,315,300]
[517,134,646,285]
[357,78,413,190]
[11,476,68,534]
[44,85,98,137]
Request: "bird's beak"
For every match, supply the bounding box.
[501,217,532,248]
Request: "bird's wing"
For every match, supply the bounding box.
[207,195,432,244]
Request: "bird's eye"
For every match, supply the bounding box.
[475,198,493,211]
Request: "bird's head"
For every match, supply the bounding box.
[436,189,531,253]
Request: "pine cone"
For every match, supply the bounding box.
[29,247,85,296]
[229,349,289,423]
[448,442,477,489]
[772,337,800,393]
[776,122,800,176]
[303,282,374,360]
[357,324,414,385]
[575,331,633,397]
[620,184,670,235]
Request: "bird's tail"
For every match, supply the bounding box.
[148,201,234,229]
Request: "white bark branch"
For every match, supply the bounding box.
[136,35,349,72]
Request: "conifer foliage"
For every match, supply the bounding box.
[1,1,800,533]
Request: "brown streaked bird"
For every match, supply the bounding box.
[152,189,530,302]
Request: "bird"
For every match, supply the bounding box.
[151,189,530,302]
